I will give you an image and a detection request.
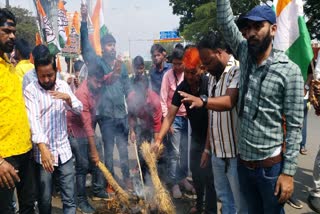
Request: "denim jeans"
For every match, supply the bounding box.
[98,116,129,179]
[301,99,308,148]
[310,146,320,198]
[69,137,105,204]
[238,161,285,214]
[167,116,188,185]
[190,139,217,214]
[37,158,76,214]
[211,154,247,214]
[0,151,36,214]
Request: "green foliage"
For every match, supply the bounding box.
[170,0,267,42]
[8,6,38,47]
[304,0,320,40]
[181,2,216,42]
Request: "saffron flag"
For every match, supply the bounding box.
[72,11,80,34]
[35,32,42,46]
[90,0,108,56]
[58,0,70,48]
[36,0,60,55]
[273,0,314,81]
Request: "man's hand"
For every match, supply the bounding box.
[274,174,294,203]
[49,91,71,102]
[178,91,203,109]
[89,147,100,166]
[200,152,210,168]
[130,130,136,144]
[81,4,88,21]
[39,144,54,173]
[151,139,161,154]
[0,160,20,189]
[113,58,122,75]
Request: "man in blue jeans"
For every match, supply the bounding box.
[217,1,304,213]
[81,4,132,190]
[24,45,83,214]
[67,63,113,213]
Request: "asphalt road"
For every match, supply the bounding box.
[51,109,319,213]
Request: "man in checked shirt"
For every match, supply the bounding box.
[216,1,304,213]
[24,45,83,214]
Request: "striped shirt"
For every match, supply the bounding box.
[217,0,304,176]
[24,79,83,166]
[208,56,240,158]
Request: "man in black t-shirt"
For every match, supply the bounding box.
[153,48,217,214]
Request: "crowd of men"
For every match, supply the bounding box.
[1,0,320,214]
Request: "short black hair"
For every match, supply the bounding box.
[150,44,166,55]
[134,75,149,91]
[15,38,31,59]
[171,48,184,60]
[133,56,144,68]
[100,33,116,46]
[74,60,85,72]
[87,62,104,79]
[33,45,57,72]
[197,32,228,51]
[175,43,184,50]
[0,8,16,26]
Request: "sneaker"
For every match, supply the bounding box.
[307,195,320,213]
[172,184,182,199]
[300,147,307,155]
[77,201,95,214]
[180,178,196,194]
[287,197,303,209]
[91,191,109,201]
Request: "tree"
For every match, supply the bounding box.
[170,0,267,42]
[304,0,320,40]
[8,6,38,47]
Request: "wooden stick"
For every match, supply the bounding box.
[133,141,146,200]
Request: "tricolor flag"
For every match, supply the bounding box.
[36,0,60,55]
[90,0,108,56]
[58,0,70,48]
[273,0,314,81]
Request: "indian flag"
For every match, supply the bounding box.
[90,0,108,56]
[273,0,313,81]
[36,0,60,55]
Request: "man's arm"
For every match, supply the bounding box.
[24,86,54,173]
[80,5,97,64]
[216,0,246,59]
[282,66,304,176]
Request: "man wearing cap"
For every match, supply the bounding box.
[14,38,34,82]
[80,4,132,192]
[216,1,304,213]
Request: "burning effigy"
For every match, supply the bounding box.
[95,142,175,214]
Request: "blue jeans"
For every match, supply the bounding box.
[167,116,188,185]
[211,155,247,214]
[238,161,285,214]
[0,151,36,214]
[37,158,76,214]
[98,116,130,179]
[301,99,308,148]
[190,140,217,213]
[69,137,105,204]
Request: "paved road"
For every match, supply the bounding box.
[51,110,319,213]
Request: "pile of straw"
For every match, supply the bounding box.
[98,161,130,207]
[140,142,175,214]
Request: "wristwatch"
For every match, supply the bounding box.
[200,94,208,107]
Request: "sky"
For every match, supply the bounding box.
[3,0,181,60]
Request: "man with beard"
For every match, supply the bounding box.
[216,1,304,213]
[179,34,247,214]
[0,8,36,214]
[24,45,83,214]
[67,63,109,213]
[81,4,132,191]
[152,48,216,213]
[150,44,172,95]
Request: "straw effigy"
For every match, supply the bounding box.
[140,142,175,214]
[97,161,130,207]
